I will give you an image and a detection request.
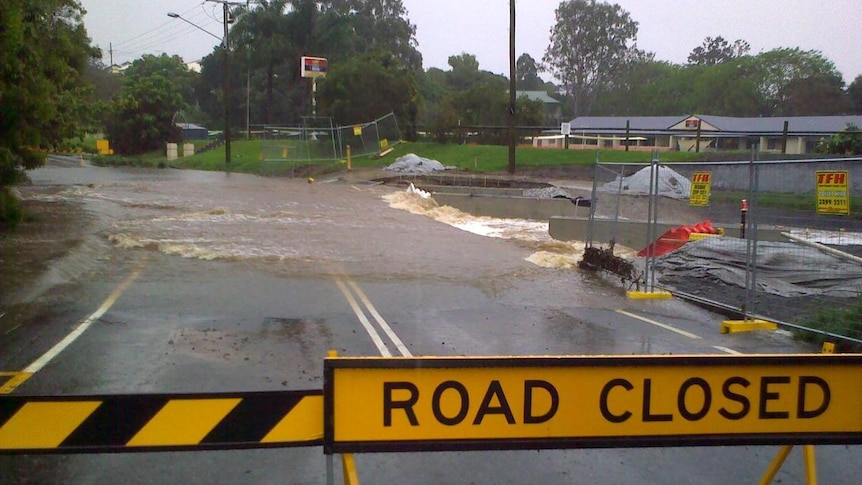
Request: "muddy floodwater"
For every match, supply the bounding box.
[2,162,615,319]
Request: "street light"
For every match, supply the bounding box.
[167,10,232,168]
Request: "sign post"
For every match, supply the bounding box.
[561,122,571,150]
[301,56,328,117]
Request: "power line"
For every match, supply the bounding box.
[103,10,220,64]
[111,4,203,48]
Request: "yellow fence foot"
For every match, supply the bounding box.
[626,291,673,300]
[720,319,778,334]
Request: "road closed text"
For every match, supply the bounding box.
[326,355,862,450]
[599,375,830,423]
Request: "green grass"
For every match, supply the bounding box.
[95,140,702,176]
[710,190,862,218]
[795,298,862,352]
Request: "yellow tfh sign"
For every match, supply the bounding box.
[816,171,850,215]
[689,171,712,207]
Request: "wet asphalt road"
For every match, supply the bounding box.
[0,160,859,484]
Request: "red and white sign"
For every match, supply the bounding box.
[301,56,328,78]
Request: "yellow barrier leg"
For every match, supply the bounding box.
[803,445,817,485]
[759,445,793,485]
[342,453,360,485]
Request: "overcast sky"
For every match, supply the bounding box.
[79,0,862,84]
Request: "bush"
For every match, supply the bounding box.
[0,187,23,230]
[815,123,862,155]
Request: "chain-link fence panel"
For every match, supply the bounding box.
[260,113,401,166]
[591,155,862,350]
[337,113,401,160]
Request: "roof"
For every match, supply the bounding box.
[569,116,686,131]
[516,91,561,104]
[698,115,862,134]
[176,123,208,130]
[566,115,862,135]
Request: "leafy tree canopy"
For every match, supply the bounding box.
[317,50,419,137]
[687,36,750,66]
[197,0,421,127]
[516,53,543,91]
[849,76,862,115]
[543,0,645,116]
[1,0,99,187]
[106,54,190,155]
[751,48,847,115]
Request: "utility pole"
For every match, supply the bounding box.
[109,42,113,66]
[203,0,247,167]
[508,0,516,174]
[222,2,232,166]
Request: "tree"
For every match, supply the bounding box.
[325,0,422,71]
[847,75,862,115]
[780,76,851,115]
[84,59,123,131]
[317,50,418,138]
[752,48,847,116]
[201,0,422,128]
[516,53,542,91]
[543,0,643,117]
[516,96,546,127]
[106,54,190,154]
[593,60,687,115]
[223,0,288,126]
[687,36,750,66]
[815,123,861,155]
[1,0,99,226]
[416,68,459,142]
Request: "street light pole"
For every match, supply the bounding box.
[167,10,232,168]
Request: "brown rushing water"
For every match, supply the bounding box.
[3,162,613,314]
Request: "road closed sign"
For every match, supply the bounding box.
[323,354,862,453]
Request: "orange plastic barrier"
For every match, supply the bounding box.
[637,220,719,257]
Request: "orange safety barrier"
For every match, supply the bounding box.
[637,220,720,257]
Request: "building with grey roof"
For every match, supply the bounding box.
[533,114,862,154]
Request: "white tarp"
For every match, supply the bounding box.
[599,165,691,199]
[384,154,455,173]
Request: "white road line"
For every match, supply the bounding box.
[335,278,392,357]
[345,280,413,357]
[615,309,703,340]
[712,345,742,354]
[23,256,148,374]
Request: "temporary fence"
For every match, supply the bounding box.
[260,113,401,166]
[586,152,862,349]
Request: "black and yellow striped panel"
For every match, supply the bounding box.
[0,390,322,453]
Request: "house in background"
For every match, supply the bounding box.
[532,114,862,154]
[516,91,562,125]
[109,62,132,74]
[177,123,209,141]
